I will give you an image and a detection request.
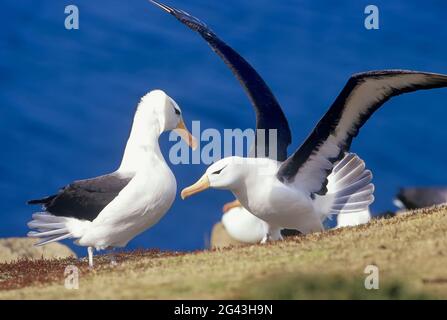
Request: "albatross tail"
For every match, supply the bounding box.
[27,213,91,246]
[314,153,374,221]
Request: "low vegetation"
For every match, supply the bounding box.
[1,206,446,299]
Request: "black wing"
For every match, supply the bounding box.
[28,173,133,221]
[396,187,447,209]
[277,70,447,195]
[150,0,291,161]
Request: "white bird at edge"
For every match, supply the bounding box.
[335,209,371,228]
[27,90,197,267]
[154,2,447,241]
[221,205,270,243]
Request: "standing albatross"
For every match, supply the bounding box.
[27,90,197,266]
[151,1,377,241]
[182,68,447,238]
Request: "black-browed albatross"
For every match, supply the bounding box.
[182,67,447,238]
[181,67,447,238]
[27,90,197,267]
[156,3,447,238]
[394,187,447,210]
[151,1,381,241]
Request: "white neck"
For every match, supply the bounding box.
[117,111,165,173]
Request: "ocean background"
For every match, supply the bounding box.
[1,0,446,256]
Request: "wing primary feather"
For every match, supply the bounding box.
[149,0,291,161]
[277,70,447,195]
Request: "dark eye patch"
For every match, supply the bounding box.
[212,166,226,175]
[173,107,181,115]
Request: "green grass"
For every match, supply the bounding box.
[238,274,430,299]
[0,206,446,299]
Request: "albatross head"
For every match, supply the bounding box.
[181,157,278,199]
[137,90,197,149]
[181,157,244,199]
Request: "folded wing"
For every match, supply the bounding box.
[28,173,133,221]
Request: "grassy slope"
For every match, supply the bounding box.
[1,206,446,299]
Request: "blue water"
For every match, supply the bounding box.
[1,0,446,255]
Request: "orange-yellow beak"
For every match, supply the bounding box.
[181,174,210,200]
[222,199,242,213]
[174,119,198,150]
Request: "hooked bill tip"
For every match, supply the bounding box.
[149,0,172,13]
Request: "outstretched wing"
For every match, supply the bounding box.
[277,70,447,195]
[28,173,133,221]
[150,0,291,161]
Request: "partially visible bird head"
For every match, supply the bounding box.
[137,89,197,149]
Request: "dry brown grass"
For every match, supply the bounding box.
[1,206,446,299]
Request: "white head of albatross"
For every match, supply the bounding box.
[181,157,280,197]
[119,89,197,172]
[27,89,197,268]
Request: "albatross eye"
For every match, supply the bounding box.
[173,107,181,115]
[212,166,226,175]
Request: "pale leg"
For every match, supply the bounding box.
[269,227,283,241]
[88,246,94,268]
[260,233,270,244]
[260,224,282,244]
[109,248,118,266]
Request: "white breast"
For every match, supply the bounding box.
[79,158,176,249]
[236,170,322,233]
